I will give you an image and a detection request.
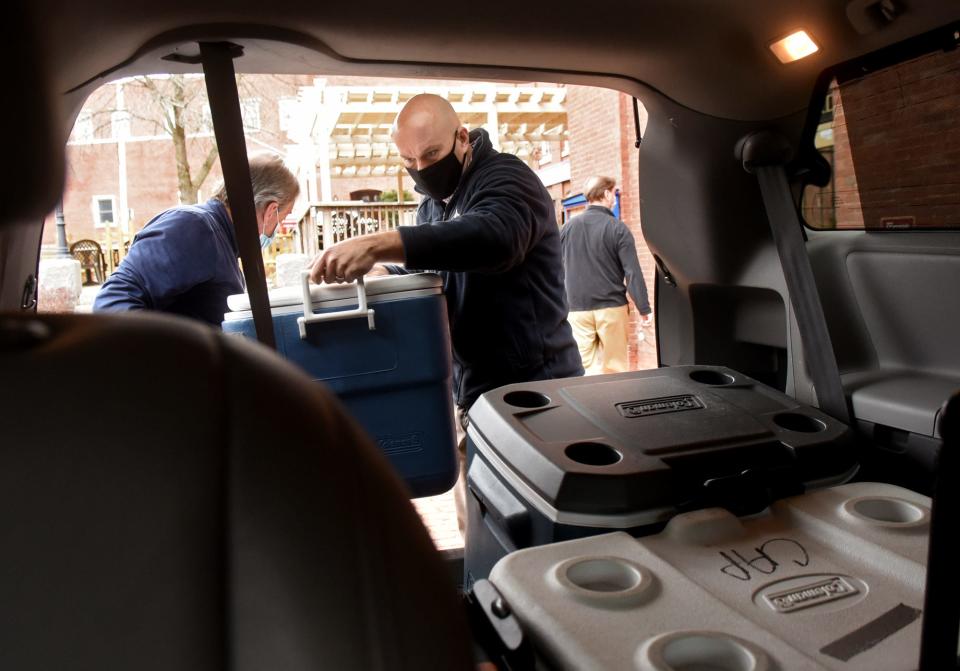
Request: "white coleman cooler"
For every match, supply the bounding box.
[488,482,933,670]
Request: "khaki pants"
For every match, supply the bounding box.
[568,304,630,374]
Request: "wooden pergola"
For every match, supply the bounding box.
[291,83,569,201]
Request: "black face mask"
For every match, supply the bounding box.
[406,131,463,201]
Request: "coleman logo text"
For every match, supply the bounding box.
[616,394,705,418]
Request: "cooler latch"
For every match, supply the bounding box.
[464,579,534,670]
[682,467,804,517]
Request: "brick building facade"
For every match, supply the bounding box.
[839,49,958,229]
[804,48,958,231]
[43,74,315,251]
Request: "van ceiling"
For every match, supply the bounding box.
[31,0,960,122]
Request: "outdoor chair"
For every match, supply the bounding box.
[69,239,106,285]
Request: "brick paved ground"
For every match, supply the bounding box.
[75,284,99,312]
[412,489,464,550]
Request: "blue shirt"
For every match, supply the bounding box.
[93,199,244,326]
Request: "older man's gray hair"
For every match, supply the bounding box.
[212,153,300,212]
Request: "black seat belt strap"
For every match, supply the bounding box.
[738,130,849,424]
[199,42,276,349]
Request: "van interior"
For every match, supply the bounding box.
[2,1,959,669]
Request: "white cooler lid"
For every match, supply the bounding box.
[225,272,442,313]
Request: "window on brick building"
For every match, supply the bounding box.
[241,98,261,133]
[278,97,297,133]
[110,110,131,140]
[72,111,93,143]
[802,48,959,230]
[92,196,116,228]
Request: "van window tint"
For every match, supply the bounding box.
[803,49,959,230]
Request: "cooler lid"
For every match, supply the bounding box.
[467,366,855,520]
[225,272,442,313]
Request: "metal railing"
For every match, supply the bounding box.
[296,201,419,255]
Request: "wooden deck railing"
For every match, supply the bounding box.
[296,201,419,255]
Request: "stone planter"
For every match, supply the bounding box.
[38,258,82,313]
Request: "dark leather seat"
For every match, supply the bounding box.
[0,312,472,670]
[1,8,471,667]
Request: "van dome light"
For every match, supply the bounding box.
[769,31,819,64]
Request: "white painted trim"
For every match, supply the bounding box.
[90,195,117,229]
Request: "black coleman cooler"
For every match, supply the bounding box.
[464,365,855,585]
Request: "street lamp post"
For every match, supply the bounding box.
[55,200,70,258]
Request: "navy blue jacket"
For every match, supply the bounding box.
[560,205,651,313]
[393,128,583,408]
[93,199,244,326]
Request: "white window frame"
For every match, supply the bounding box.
[241,98,261,133]
[278,97,297,133]
[538,140,553,166]
[72,111,94,144]
[91,195,117,229]
[110,110,131,140]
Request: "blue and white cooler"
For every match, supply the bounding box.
[223,272,457,498]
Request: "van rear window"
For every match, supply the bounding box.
[803,48,959,230]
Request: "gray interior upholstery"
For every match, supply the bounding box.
[808,230,960,438]
[638,85,806,395]
[845,250,960,376]
[844,371,957,438]
[0,313,472,670]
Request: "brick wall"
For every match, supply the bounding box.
[618,93,657,370]
[566,85,658,370]
[834,49,959,229]
[47,133,223,248]
[567,86,622,190]
[830,86,865,229]
[331,175,418,202]
[43,75,311,248]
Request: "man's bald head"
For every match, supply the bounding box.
[394,93,460,136]
[392,94,470,172]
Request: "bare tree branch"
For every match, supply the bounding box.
[72,73,289,205]
[193,144,220,195]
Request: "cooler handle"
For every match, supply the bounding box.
[297,270,376,339]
